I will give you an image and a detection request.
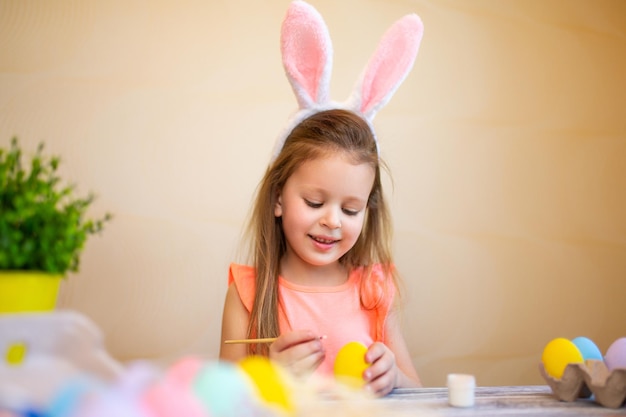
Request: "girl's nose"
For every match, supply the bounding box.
[321,207,342,229]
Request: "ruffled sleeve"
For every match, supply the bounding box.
[228,263,256,313]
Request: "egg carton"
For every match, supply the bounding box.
[539,360,626,409]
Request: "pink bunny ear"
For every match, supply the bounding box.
[350,14,424,120]
[281,0,333,109]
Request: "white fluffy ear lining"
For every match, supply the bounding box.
[348,14,424,120]
[281,0,333,109]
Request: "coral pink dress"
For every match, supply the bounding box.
[228,263,396,376]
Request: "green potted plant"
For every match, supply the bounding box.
[0,137,111,313]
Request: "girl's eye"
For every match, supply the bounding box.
[304,199,322,208]
[342,208,359,216]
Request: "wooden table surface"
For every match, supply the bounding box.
[377,385,626,416]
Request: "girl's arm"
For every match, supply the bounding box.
[219,283,250,361]
[385,308,422,386]
[364,308,422,395]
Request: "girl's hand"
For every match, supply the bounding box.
[269,330,325,377]
[363,342,398,397]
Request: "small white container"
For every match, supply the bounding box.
[447,373,476,407]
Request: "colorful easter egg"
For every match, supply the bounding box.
[164,356,204,387]
[142,359,206,417]
[142,381,207,417]
[571,336,603,361]
[541,338,583,379]
[239,355,294,413]
[193,361,258,417]
[77,389,152,417]
[333,341,369,389]
[604,337,626,371]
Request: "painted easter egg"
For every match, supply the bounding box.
[604,337,626,371]
[571,336,603,361]
[78,392,148,417]
[541,337,583,379]
[142,378,206,417]
[142,357,206,417]
[333,341,369,389]
[193,361,258,417]
[163,356,204,387]
[239,355,294,413]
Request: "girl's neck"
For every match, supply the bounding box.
[279,255,349,287]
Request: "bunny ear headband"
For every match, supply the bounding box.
[271,0,424,161]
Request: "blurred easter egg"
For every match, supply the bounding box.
[142,358,207,417]
[333,341,369,388]
[541,338,583,379]
[193,360,258,417]
[604,337,626,371]
[142,378,206,417]
[193,361,256,416]
[164,356,204,387]
[571,336,603,361]
[239,355,294,413]
[78,390,152,417]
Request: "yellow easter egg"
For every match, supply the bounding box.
[333,341,369,389]
[541,338,584,379]
[239,356,294,413]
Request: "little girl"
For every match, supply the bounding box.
[219,0,424,396]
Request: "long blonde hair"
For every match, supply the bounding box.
[245,109,397,354]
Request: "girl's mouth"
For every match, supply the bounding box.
[309,235,339,244]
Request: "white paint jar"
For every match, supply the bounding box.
[447,373,476,407]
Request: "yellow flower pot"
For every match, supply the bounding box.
[0,271,62,313]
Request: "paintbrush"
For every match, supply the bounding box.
[223,337,278,345]
[224,335,326,344]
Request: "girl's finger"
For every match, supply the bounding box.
[290,350,326,377]
[271,330,320,352]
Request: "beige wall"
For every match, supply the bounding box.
[1,0,624,387]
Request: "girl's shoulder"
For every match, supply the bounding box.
[228,263,256,285]
[227,263,256,312]
[353,263,396,310]
[351,263,394,283]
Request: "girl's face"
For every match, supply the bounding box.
[275,153,375,271]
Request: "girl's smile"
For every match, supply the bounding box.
[309,234,340,250]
